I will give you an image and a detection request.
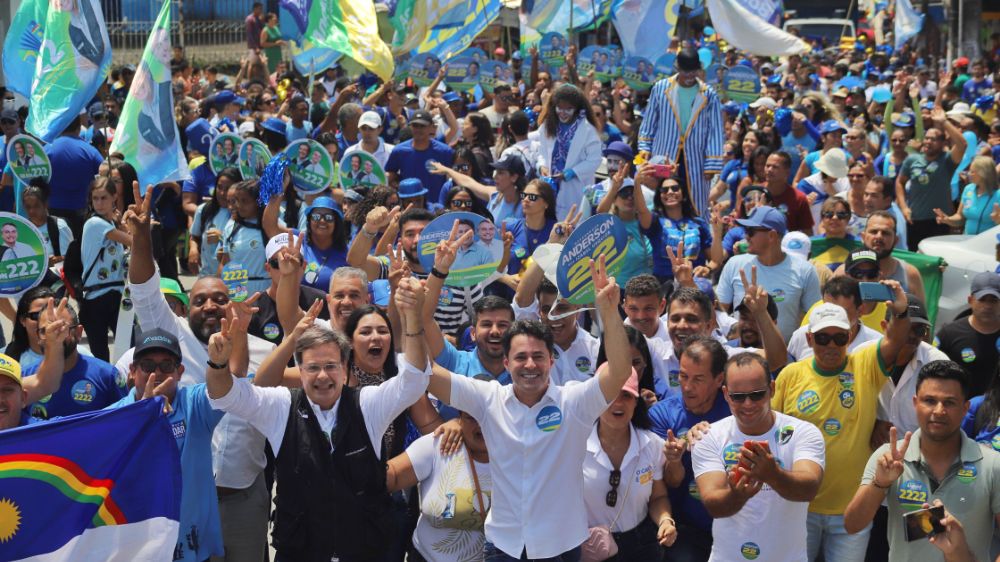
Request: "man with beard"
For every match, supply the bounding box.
[23,300,124,419]
[513,257,599,384]
[834,211,924,303]
[122,183,273,562]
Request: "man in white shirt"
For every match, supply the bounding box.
[693,352,826,562]
[480,84,518,130]
[0,222,36,260]
[343,110,394,168]
[414,256,633,560]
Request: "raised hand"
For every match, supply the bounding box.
[39,297,70,349]
[208,317,234,367]
[293,298,323,339]
[881,279,908,316]
[387,243,411,292]
[930,106,946,124]
[666,241,694,287]
[226,291,261,334]
[873,426,911,488]
[434,219,474,273]
[395,277,425,315]
[123,181,155,235]
[663,429,686,465]
[278,232,305,276]
[548,204,582,244]
[365,205,397,234]
[589,254,620,310]
[739,266,769,318]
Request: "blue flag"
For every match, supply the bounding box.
[736,0,782,26]
[0,398,180,560]
[895,0,925,49]
[109,0,191,189]
[611,0,681,61]
[523,0,608,34]
[3,0,113,142]
[392,0,502,62]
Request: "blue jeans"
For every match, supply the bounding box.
[483,542,581,562]
[806,512,871,562]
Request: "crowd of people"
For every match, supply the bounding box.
[3,4,1000,561]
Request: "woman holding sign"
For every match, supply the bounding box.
[218,180,269,296]
[596,165,654,286]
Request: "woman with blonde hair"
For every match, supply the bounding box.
[934,155,1000,234]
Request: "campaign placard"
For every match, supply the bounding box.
[417,212,504,287]
[556,214,627,304]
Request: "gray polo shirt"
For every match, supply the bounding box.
[862,429,1000,562]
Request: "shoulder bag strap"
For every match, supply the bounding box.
[466,446,487,522]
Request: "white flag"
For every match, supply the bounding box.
[894,0,925,49]
[706,0,810,57]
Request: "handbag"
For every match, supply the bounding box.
[581,465,633,562]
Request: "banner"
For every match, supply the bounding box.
[109,0,191,190]
[611,0,681,62]
[894,0,925,49]
[280,0,394,81]
[737,0,782,26]
[705,0,810,56]
[557,214,628,304]
[389,0,500,62]
[0,398,180,561]
[522,0,610,35]
[5,0,112,142]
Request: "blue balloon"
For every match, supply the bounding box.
[698,47,713,69]
[704,26,715,36]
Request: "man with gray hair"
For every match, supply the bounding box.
[207,275,432,561]
[275,241,371,332]
[335,102,363,154]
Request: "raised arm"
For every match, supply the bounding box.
[429,162,496,201]
[276,232,307,334]
[421,220,474,359]
[263,191,291,237]
[592,255,631,401]
[845,427,912,533]
[740,266,789,371]
[25,298,71,403]
[347,205,397,280]
[254,299,322,388]
[123,181,157,284]
[396,276,428,372]
[875,280,911,369]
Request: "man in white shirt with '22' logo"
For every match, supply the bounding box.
[407,256,633,561]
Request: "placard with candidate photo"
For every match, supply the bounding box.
[209,133,243,174]
[417,212,503,287]
[285,139,334,194]
[239,138,271,180]
[339,151,386,189]
[5,134,51,184]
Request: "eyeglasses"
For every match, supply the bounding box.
[450,199,473,208]
[813,332,850,346]
[138,359,179,374]
[310,212,336,222]
[262,98,275,104]
[728,389,768,403]
[25,310,42,322]
[606,469,621,507]
[520,192,540,202]
[661,183,682,193]
[821,211,851,220]
[849,267,880,280]
[301,362,342,376]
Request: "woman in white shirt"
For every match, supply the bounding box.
[386,411,491,562]
[582,366,676,560]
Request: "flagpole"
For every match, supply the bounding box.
[569,0,574,47]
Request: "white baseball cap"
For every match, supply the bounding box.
[749,97,777,110]
[808,303,851,333]
[781,231,812,260]
[358,111,382,129]
[265,233,291,261]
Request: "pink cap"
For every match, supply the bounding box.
[494,47,506,56]
[597,362,640,397]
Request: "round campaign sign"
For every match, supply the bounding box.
[457,47,488,62]
[723,65,761,103]
[417,212,503,288]
[623,56,655,91]
[556,214,627,304]
[339,151,386,189]
[705,63,725,86]
[0,212,49,298]
[480,61,513,94]
[407,53,442,87]
[653,53,677,83]
[285,139,334,194]
[209,133,243,175]
[444,56,481,92]
[579,46,617,83]
[5,134,51,184]
[239,138,271,180]
[540,32,568,69]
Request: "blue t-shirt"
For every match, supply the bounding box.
[190,204,231,276]
[962,78,993,102]
[487,191,524,224]
[25,354,125,419]
[599,123,623,148]
[44,135,104,210]
[38,216,73,257]
[504,217,555,271]
[873,153,903,184]
[300,239,348,291]
[959,183,1000,235]
[110,386,225,562]
[617,217,653,285]
[782,131,818,184]
[434,339,511,384]
[648,391,730,532]
[801,150,822,177]
[220,218,269,295]
[81,215,126,299]
[961,395,1000,453]
[286,120,314,143]
[384,139,454,203]
[644,215,712,278]
[182,161,216,198]
[720,159,747,209]
[722,225,747,256]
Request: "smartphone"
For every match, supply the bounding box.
[859,282,894,302]
[652,164,674,179]
[903,505,945,541]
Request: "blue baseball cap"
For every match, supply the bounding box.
[819,120,847,135]
[603,141,633,160]
[212,90,246,107]
[185,118,216,155]
[870,86,892,104]
[442,91,462,103]
[399,177,428,198]
[305,196,342,218]
[260,117,287,135]
[736,205,787,236]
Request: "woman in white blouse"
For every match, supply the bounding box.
[583,366,676,560]
[387,411,491,562]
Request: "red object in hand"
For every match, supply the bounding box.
[729,440,770,486]
[652,164,674,179]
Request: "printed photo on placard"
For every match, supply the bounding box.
[444,57,481,92]
[407,53,442,87]
[480,61,512,93]
[540,32,567,69]
[285,139,334,194]
[239,138,272,180]
[578,46,617,83]
[5,134,51,184]
[653,53,677,83]
[209,133,243,174]
[417,212,503,287]
[0,212,49,298]
[623,57,655,91]
[339,152,386,189]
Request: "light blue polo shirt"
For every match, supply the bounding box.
[190,204,231,276]
[220,218,269,295]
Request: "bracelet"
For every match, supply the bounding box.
[404,329,425,337]
[206,359,227,370]
[361,227,378,240]
[430,267,448,279]
[659,516,675,526]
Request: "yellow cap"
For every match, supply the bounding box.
[0,354,22,387]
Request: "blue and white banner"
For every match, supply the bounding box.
[611,0,682,61]
[894,0,925,49]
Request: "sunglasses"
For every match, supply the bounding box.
[660,184,682,193]
[813,332,850,346]
[310,212,336,222]
[911,324,930,338]
[617,187,635,198]
[451,199,473,208]
[606,469,621,507]
[520,192,540,202]
[822,211,851,220]
[850,268,879,280]
[728,389,768,403]
[267,257,280,269]
[25,310,42,322]
[455,163,471,173]
[1,119,18,126]
[138,358,179,374]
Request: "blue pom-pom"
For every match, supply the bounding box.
[975,95,995,112]
[259,152,290,207]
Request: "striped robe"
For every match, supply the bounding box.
[638,76,725,215]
